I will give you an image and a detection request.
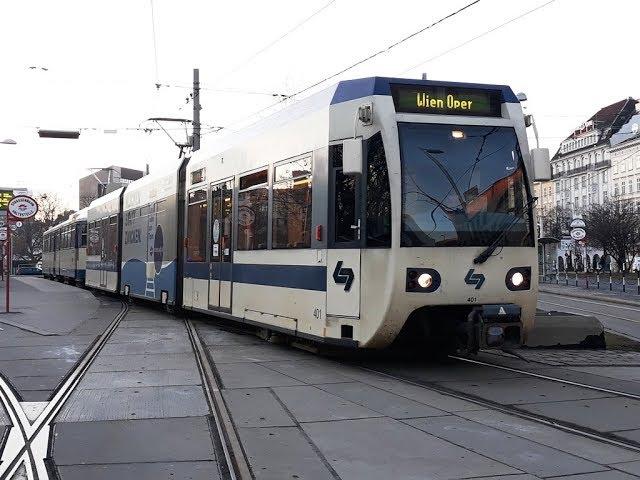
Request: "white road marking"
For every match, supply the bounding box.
[540,291,640,313]
[0,302,128,480]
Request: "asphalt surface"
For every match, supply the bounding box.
[538,290,640,342]
[0,277,120,400]
[3,277,640,479]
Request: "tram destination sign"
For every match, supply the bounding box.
[391,84,502,117]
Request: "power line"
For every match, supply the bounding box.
[202,0,483,135]
[288,0,482,99]
[156,83,289,98]
[402,0,557,73]
[213,0,336,84]
[149,0,160,85]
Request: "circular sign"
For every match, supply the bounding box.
[0,231,6,241]
[570,228,586,240]
[570,218,586,229]
[212,219,220,243]
[8,195,38,220]
[9,224,17,231]
[15,221,22,228]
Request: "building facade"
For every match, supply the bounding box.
[78,166,144,208]
[609,113,640,210]
[550,97,637,215]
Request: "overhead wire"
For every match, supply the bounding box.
[288,0,481,100]
[401,0,557,73]
[201,0,484,136]
[149,0,160,85]
[212,0,336,84]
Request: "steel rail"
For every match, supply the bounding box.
[450,355,640,401]
[184,318,252,480]
[355,363,640,455]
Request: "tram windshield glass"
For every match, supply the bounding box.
[399,123,534,247]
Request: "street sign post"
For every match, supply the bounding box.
[3,195,38,313]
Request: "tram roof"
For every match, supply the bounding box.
[330,77,519,105]
[190,76,518,163]
[44,207,88,235]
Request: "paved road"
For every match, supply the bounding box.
[538,290,640,342]
[3,277,640,479]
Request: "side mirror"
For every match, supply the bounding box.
[342,138,363,176]
[531,148,551,181]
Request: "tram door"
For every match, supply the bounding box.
[327,144,361,319]
[52,232,58,276]
[100,218,108,287]
[208,180,233,311]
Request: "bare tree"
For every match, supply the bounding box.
[542,205,571,239]
[584,201,640,272]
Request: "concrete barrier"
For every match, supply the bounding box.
[527,311,605,348]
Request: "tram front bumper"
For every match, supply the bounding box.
[462,304,522,352]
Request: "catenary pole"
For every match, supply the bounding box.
[192,68,201,152]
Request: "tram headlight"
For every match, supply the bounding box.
[417,273,432,289]
[406,268,441,293]
[505,267,531,291]
[511,272,524,287]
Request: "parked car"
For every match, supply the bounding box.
[16,266,43,276]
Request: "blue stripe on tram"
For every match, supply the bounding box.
[184,262,327,291]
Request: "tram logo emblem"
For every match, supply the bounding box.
[333,261,354,292]
[464,269,485,290]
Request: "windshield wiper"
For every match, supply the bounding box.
[473,196,538,265]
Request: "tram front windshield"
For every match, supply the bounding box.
[399,122,534,248]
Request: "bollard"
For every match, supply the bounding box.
[566,271,569,286]
[575,270,579,287]
[585,273,589,289]
[610,273,613,291]
[556,270,560,285]
[637,272,639,295]
[597,272,600,289]
[623,274,626,293]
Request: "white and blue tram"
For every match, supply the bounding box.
[44,77,551,351]
[85,188,124,293]
[42,208,88,284]
[120,166,183,305]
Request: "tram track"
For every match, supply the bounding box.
[0,298,129,480]
[356,359,640,457]
[184,318,252,480]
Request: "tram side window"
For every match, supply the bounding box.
[237,169,269,250]
[366,133,391,247]
[87,222,99,256]
[79,223,87,247]
[187,189,207,262]
[272,157,312,249]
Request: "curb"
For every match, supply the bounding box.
[539,286,640,308]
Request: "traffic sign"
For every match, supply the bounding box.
[570,218,586,229]
[0,231,5,241]
[9,224,17,232]
[15,221,22,228]
[570,228,586,240]
[8,195,38,220]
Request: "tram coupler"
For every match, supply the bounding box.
[459,304,522,354]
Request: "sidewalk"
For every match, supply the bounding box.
[539,281,640,307]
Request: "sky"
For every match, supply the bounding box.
[1,0,639,210]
